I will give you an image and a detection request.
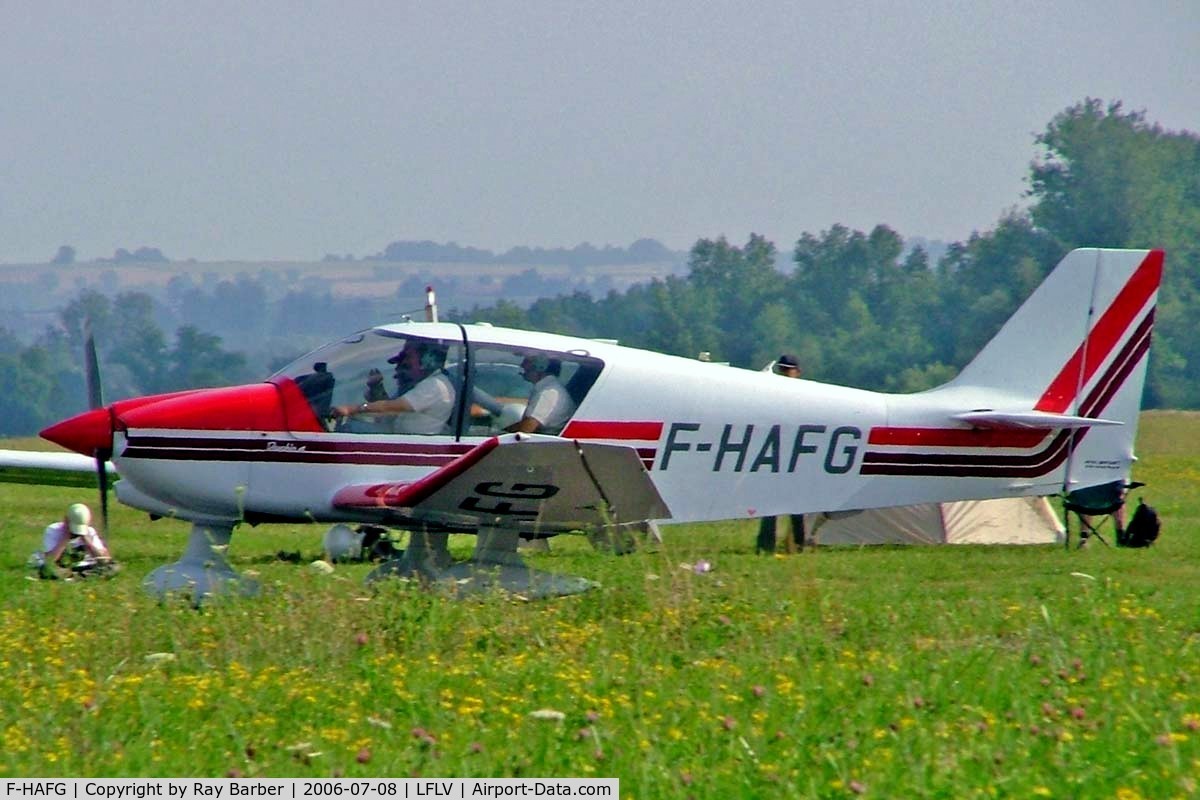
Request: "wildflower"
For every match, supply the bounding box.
[528,709,565,722]
[410,728,437,746]
[356,748,371,764]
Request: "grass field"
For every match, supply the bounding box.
[1,412,1197,797]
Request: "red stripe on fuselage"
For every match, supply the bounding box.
[1035,249,1162,413]
[562,420,664,440]
[867,427,1050,448]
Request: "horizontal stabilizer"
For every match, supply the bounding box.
[951,410,1122,430]
[333,434,671,534]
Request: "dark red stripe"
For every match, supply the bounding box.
[862,429,1071,467]
[125,434,473,456]
[1079,315,1153,419]
[121,446,458,467]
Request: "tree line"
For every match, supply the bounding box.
[0,98,1195,437]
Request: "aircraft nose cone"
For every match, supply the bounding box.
[41,408,113,456]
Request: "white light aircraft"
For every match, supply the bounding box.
[2,248,1163,600]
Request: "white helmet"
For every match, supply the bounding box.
[66,503,92,535]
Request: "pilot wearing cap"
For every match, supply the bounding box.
[33,503,113,578]
[505,352,576,435]
[333,340,456,434]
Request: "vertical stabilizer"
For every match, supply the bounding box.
[946,248,1162,491]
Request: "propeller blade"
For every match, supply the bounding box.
[83,317,110,537]
[83,318,103,410]
[95,447,110,537]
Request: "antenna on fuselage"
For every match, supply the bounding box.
[425,285,438,323]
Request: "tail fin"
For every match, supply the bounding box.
[947,247,1163,491]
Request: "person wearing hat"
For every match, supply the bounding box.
[758,354,806,554]
[773,353,801,379]
[332,340,456,434]
[505,352,576,434]
[33,503,114,579]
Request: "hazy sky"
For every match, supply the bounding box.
[3,1,1197,262]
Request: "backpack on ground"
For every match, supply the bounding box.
[1118,499,1161,548]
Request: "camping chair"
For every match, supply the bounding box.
[1062,480,1143,549]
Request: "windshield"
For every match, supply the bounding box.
[272,329,464,432]
[273,328,603,438]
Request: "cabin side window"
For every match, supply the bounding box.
[466,346,602,436]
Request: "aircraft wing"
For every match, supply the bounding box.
[332,434,671,534]
[0,448,114,488]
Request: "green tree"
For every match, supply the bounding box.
[0,352,55,435]
[687,234,779,366]
[108,292,169,394]
[166,326,251,390]
[1028,98,1200,407]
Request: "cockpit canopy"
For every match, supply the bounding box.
[271,327,604,437]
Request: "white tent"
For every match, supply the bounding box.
[805,497,1064,546]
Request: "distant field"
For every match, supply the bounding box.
[0,411,1196,795]
[0,258,682,312]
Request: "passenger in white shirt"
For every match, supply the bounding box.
[32,503,115,578]
[333,341,456,434]
[506,354,577,435]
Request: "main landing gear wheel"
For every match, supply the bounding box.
[367,527,596,599]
